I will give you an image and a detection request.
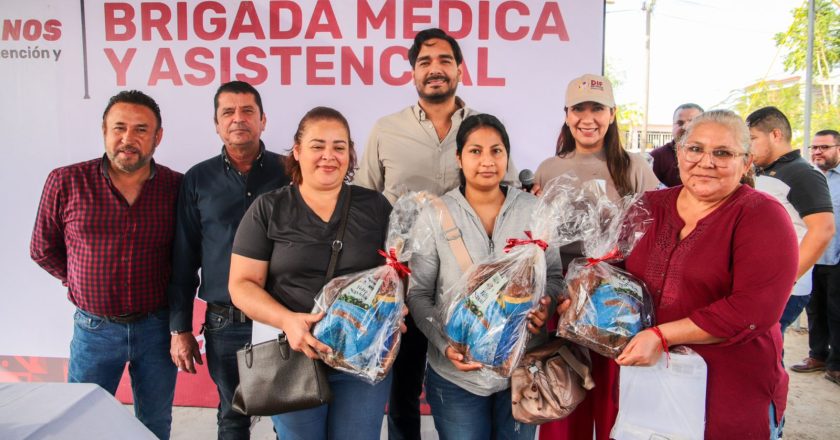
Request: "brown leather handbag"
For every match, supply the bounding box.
[510,339,594,424]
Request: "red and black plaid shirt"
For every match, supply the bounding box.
[30,156,183,315]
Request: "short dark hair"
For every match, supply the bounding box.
[455,113,511,186]
[213,81,264,123]
[286,106,357,185]
[746,106,792,143]
[102,90,162,130]
[408,28,463,68]
[673,103,704,121]
[815,129,840,143]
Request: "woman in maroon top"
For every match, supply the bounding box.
[618,110,797,439]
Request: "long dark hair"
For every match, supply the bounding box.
[555,110,633,196]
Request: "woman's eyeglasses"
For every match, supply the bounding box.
[681,144,747,166]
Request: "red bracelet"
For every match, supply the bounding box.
[649,326,671,366]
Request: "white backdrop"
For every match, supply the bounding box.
[0,0,604,357]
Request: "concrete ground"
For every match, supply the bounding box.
[168,329,840,440]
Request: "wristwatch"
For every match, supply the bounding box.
[170,330,189,336]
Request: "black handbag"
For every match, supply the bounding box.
[231,333,332,415]
[230,187,352,415]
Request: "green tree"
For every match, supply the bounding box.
[736,0,839,146]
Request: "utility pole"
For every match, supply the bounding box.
[641,0,656,152]
[804,0,815,156]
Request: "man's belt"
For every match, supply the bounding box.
[105,312,152,324]
[206,303,251,323]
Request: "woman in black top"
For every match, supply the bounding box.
[229,107,394,439]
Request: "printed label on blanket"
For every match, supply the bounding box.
[339,276,383,311]
[466,273,509,318]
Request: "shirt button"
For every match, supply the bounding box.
[247,192,252,197]
[749,324,756,330]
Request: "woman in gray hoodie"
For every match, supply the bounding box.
[407,114,564,439]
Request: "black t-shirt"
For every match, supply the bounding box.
[756,150,832,239]
[232,184,392,313]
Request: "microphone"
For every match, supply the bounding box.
[519,169,535,192]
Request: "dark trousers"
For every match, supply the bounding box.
[204,307,253,440]
[807,264,840,371]
[387,314,427,440]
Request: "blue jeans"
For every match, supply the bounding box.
[270,370,392,440]
[424,368,536,440]
[69,308,176,440]
[780,294,811,335]
[204,307,253,439]
[769,402,783,439]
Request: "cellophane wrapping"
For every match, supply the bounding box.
[311,192,434,384]
[440,179,571,378]
[555,178,655,358]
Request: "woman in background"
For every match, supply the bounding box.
[535,74,659,440]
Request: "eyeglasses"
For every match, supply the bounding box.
[681,144,747,166]
[808,145,840,152]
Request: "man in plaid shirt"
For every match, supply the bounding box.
[30,90,182,440]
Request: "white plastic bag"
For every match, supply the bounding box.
[611,347,708,440]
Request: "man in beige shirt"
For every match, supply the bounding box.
[356,28,517,204]
[355,28,516,440]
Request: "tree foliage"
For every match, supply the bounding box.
[736,0,839,147]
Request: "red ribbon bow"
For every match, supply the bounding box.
[379,248,411,278]
[504,231,548,253]
[585,247,623,267]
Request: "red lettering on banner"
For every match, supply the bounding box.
[341,46,373,85]
[306,0,341,39]
[268,1,303,40]
[141,2,172,41]
[533,2,569,41]
[269,2,302,39]
[194,1,226,40]
[460,60,473,86]
[104,48,136,86]
[104,3,136,41]
[220,47,231,83]
[231,2,265,40]
[476,47,503,86]
[440,1,472,39]
[496,1,528,41]
[184,47,215,86]
[237,46,267,83]
[176,2,187,40]
[1,19,61,41]
[306,46,335,85]
[21,20,42,41]
[380,46,410,86]
[403,0,432,39]
[149,48,183,85]
[269,46,302,85]
[43,19,62,41]
[1,20,22,40]
[477,1,490,40]
[357,0,396,39]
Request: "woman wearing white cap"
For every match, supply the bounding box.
[534,74,659,440]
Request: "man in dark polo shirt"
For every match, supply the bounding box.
[167,81,289,439]
[649,103,703,187]
[31,90,182,439]
[748,106,835,341]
